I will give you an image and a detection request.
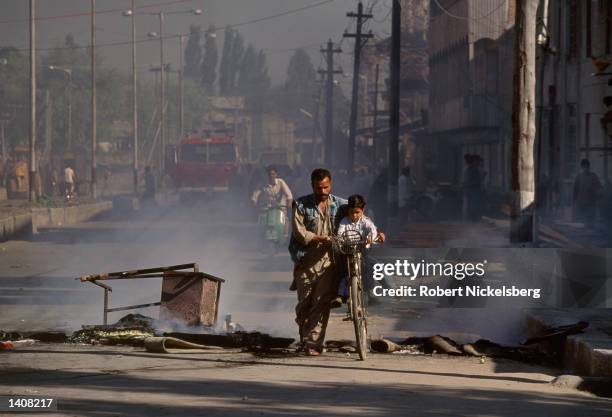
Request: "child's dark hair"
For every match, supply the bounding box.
[348,194,366,209]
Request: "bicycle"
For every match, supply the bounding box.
[331,230,373,361]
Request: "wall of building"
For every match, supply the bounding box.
[538,0,612,200]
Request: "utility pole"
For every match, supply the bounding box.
[510,0,539,243]
[372,63,380,164]
[131,0,139,195]
[29,0,37,202]
[318,40,342,167]
[345,1,373,173]
[179,33,185,138]
[0,122,6,164]
[388,0,401,222]
[311,73,325,165]
[91,0,97,199]
[159,12,166,177]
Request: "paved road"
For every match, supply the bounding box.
[1,201,611,416]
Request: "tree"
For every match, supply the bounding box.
[253,50,271,103]
[218,27,233,95]
[511,0,539,243]
[283,48,317,119]
[184,25,202,81]
[228,32,245,94]
[200,25,218,92]
[238,44,257,94]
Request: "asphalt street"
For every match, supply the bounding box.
[1,200,611,416]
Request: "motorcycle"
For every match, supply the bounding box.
[258,204,288,254]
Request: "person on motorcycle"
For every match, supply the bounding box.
[251,165,293,211]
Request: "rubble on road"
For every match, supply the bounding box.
[370,335,553,364]
[0,340,14,350]
[522,321,589,345]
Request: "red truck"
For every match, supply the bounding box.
[167,135,239,198]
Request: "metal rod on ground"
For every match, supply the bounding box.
[91,0,97,200]
[29,0,37,203]
[387,0,401,223]
[79,263,200,282]
[103,288,109,325]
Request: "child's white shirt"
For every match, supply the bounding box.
[337,215,378,242]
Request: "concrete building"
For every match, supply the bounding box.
[537,0,612,206]
[425,0,515,189]
[360,0,429,169]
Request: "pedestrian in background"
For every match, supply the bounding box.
[64,164,75,199]
[573,159,602,227]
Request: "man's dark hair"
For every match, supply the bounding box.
[266,165,278,173]
[311,168,331,184]
[580,159,590,168]
[348,194,366,209]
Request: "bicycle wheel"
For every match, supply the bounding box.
[350,258,368,360]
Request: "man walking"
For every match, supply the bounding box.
[573,159,602,227]
[64,163,76,199]
[289,168,347,356]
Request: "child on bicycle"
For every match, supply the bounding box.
[331,194,385,308]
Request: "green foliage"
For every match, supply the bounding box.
[200,25,218,93]
[237,45,271,111]
[228,32,245,94]
[184,25,202,81]
[218,27,233,96]
[282,48,317,121]
[0,47,30,147]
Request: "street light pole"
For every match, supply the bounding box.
[29,0,37,202]
[179,33,184,138]
[49,66,72,150]
[131,0,138,195]
[68,73,72,150]
[91,0,97,199]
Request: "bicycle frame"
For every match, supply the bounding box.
[332,230,369,360]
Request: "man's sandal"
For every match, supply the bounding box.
[304,347,321,356]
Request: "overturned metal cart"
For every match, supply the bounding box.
[79,263,224,327]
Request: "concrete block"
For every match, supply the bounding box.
[0,187,7,201]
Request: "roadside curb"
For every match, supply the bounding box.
[0,201,113,241]
[526,309,612,377]
[0,213,32,241]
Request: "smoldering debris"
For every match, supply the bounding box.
[521,321,588,345]
[1,330,67,343]
[1,313,295,352]
[370,335,553,364]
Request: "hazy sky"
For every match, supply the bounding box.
[0,0,393,83]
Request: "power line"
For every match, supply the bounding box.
[1,0,338,53]
[0,0,195,25]
[431,0,507,22]
[220,0,337,31]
